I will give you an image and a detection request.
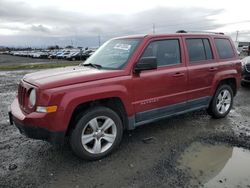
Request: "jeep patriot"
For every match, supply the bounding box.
[9,32,242,160]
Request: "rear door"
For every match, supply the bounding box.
[184,36,218,106]
[132,37,188,124]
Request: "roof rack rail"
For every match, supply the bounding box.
[176,30,187,33]
[176,30,224,35]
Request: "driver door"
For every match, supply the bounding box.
[132,37,188,124]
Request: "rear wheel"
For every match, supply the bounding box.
[70,106,123,160]
[207,84,233,118]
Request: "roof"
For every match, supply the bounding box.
[115,32,227,40]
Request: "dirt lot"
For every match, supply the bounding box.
[1,56,250,188]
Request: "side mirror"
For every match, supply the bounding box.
[134,57,157,73]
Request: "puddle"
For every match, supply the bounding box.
[178,142,250,188]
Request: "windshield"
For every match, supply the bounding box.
[83,38,141,69]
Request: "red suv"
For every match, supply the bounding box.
[9,32,241,160]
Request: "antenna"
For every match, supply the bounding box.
[98,34,101,47]
[235,30,239,42]
[153,23,155,34]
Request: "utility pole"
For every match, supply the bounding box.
[153,23,155,34]
[98,34,101,47]
[235,30,239,42]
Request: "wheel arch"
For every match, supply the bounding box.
[211,70,238,97]
[213,77,237,96]
[65,97,129,136]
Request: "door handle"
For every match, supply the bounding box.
[209,67,218,72]
[173,72,185,77]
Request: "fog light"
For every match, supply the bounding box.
[36,106,57,113]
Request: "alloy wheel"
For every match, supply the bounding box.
[216,89,232,114]
[81,116,117,154]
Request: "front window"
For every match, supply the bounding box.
[141,39,181,67]
[83,38,141,69]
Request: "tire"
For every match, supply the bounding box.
[70,106,123,160]
[207,84,234,119]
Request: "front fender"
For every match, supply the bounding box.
[57,84,133,131]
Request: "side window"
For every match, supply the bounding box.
[186,38,213,62]
[215,38,235,59]
[203,39,213,60]
[141,39,181,67]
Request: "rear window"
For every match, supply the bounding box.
[186,39,213,62]
[215,38,235,59]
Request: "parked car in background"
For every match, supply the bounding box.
[32,51,49,59]
[241,56,250,86]
[48,51,60,59]
[4,47,97,61]
[81,49,96,60]
[56,51,69,59]
[66,49,97,61]
[54,51,65,59]
[65,51,79,60]
[66,52,82,61]
[9,32,241,160]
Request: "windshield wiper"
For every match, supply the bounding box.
[82,63,102,69]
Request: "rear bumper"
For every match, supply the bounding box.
[9,98,65,144]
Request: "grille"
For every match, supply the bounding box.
[246,63,250,73]
[18,83,27,109]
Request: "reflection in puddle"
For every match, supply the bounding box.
[178,142,250,188]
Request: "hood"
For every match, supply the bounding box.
[23,66,125,89]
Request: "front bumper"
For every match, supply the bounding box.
[9,98,65,144]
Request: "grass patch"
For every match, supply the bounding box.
[0,62,81,70]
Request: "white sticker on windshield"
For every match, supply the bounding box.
[114,43,131,50]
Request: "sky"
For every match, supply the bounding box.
[0,0,250,47]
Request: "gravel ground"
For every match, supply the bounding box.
[0,59,250,187]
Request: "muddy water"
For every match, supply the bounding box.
[178,142,250,188]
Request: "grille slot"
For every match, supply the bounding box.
[18,83,27,108]
[246,63,250,73]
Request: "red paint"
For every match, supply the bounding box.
[10,33,242,133]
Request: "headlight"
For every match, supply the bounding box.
[29,89,36,107]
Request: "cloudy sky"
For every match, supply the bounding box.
[0,0,250,47]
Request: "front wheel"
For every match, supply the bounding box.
[70,106,123,160]
[207,84,233,119]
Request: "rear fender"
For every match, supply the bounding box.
[210,69,238,96]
